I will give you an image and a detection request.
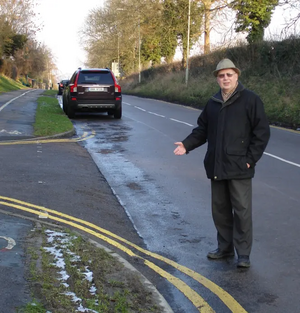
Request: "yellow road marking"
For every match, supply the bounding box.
[0,131,96,145]
[0,196,248,312]
[0,199,214,313]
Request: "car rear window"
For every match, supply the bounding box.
[77,71,114,84]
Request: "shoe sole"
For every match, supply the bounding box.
[207,252,235,259]
[237,262,251,268]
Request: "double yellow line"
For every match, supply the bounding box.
[0,196,247,313]
[0,131,96,145]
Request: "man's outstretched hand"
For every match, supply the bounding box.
[174,142,186,155]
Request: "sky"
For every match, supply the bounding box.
[34,0,298,81]
[34,0,105,81]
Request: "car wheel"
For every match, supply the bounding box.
[62,98,67,114]
[114,106,122,119]
[67,105,75,118]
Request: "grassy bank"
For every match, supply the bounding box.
[120,39,300,130]
[0,74,28,93]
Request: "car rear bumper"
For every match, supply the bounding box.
[78,103,116,109]
[70,99,121,110]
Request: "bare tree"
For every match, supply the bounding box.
[197,0,232,54]
[278,0,300,36]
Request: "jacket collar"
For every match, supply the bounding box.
[211,82,245,103]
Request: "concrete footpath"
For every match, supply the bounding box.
[0,89,173,313]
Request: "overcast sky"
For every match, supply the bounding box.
[34,0,105,80]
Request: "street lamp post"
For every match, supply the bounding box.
[138,16,141,83]
[118,33,120,75]
[185,0,191,86]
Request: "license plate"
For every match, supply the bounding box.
[87,87,106,92]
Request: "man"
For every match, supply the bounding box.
[174,58,270,268]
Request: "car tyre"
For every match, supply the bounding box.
[62,97,67,114]
[114,106,122,119]
[67,105,75,118]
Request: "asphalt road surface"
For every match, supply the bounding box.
[72,94,300,313]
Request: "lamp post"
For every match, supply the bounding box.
[185,0,191,86]
[138,16,141,83]
[117,33,120,76]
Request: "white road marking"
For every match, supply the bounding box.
[134,106,146,112]
[170,118,194,127]
[0,90,33,112]
[0,129,22,135]
[263,152,300,168]
[148,111,165,117]
[0,236,16,250]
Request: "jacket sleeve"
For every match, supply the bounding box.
[182,105,208,153]
[246,95,270,167]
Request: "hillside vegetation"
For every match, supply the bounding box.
[0,74,27,93]
[121,38,300,130]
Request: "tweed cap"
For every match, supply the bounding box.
[213,58,241,77]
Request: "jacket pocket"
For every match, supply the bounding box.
[226,147,248,170]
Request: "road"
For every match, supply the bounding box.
[0,90,299,313]
[72,94,300,313]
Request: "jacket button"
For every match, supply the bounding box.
[214,176,217,179]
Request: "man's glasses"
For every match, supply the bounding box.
[217,72,236,79]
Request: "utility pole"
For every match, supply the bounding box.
[185,0,191,86]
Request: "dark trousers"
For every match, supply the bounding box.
[211,179,252,256]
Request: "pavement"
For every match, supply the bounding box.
[0,89,174,313]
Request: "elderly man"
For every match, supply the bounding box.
[174,58,270,268]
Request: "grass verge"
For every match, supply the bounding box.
[33,90,74,137]
[18,226,162,313]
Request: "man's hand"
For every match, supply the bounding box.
[174,142,186,155]
[247,163,250,168]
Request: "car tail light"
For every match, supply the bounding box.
[116,97,121,100]
[60,83,63,87]
[115,85,121,92]
[111,71,121,93]
[70,73,79,92]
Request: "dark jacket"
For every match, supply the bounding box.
[182,82,270,180]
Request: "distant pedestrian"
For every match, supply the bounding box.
[174,58,270,268]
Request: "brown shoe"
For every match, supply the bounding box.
[237,255,250,268]
[207,248,235,259]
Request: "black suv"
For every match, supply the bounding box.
[62,68,122,119]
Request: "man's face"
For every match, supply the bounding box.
[216,68,238,92]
